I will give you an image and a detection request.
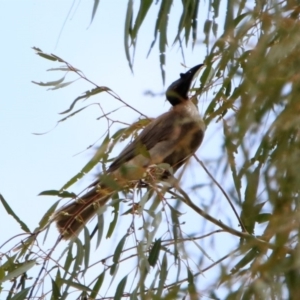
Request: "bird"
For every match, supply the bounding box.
[55,64,205,239]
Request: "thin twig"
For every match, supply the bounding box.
[67,62,149,119]
[193,154,247,233]
[169,185,291,253]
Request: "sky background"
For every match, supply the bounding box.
[0,1,232,298]
[1,0,218,239]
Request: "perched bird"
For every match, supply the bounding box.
[55,64,205,239]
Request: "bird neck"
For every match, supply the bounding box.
[168,96,188,106]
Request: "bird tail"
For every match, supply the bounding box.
[55,184,113,239]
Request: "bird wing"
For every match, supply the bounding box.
[108,110,180,172]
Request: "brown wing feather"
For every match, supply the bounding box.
[108,110,177,172]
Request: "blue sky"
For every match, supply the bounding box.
[1,0,212,240]
[1,1,232,297]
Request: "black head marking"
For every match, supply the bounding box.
[166,64,203,106]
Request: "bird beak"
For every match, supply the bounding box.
[166,64,203,105]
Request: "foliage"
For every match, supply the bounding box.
[2,0,300,299]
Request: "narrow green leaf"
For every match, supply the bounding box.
[106,195,120,239]
[170,206,181,261]
[57,105,94,124]
[37,200,59,230]
[59,86,107,114]
[47,67,74,72]
[158,0,172,84]
[148,239,161,267]
[83,227,91,271]
[100,174,121,190]
[16,236,35,259]
[164,284,181,300]
[96,213,104,249]
[73,238,84,274]
[203,20,212,46]
[130,287,138,300]
[187,268,197,300]
[200,64,213,88]
[156,253,168,298]
[90,0,100,24]
[0,194,30,233]
[224,0,234,32]
[223,120,241,203]
[132,0,153,39]
[256,213,271,224]
[51,279,61,299]
[38,190,76,198]
[10,287,30,300]
[138,190,152,213]
[36,52,58,61]
[63,244,74,276]
[124,0,133,70]
[173,0,189,44]
[234,12,249,27]
[114,275,128,300]
[90,271,105,299]
[48,80,76,90]
[212,0,220,18]
[0,260,36,283]
[231,248,259,274]
[0,254,17,273]
[110,263,118,276]
[240,165,261,234]
[212,21,218,37]
[113,234,128,264]
[146,268,159,298]
[61,278,92,292]
[148,0,172,83]
[60,133,110,191]
[137,143,151,158]
[32,75,66,86]
[0,266,5,281]
[225,79,232,97]
[192,0,200,47]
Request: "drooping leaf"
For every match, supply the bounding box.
[32,75,66,87]
[9,287,30,300]
[0,194,30,233]
[106,194,120,239]
[113,234,128,264]
[187,268,197,300]
[60,278,92,292]
[0,260,36,283]
[148,238,161,267]
[51,279,61,299]
[156,253,168,298]
[60,86,108,114]
[223,120,241,203]
[240,165,262,234]
[60,133,110,191]
[124,0,133,70]
[37,199,60,230]
[148,0,173,83]
[131,0,153,39]
[90,271,105,299]
[114,275,128,300]
[95,213,104,249]
[83,227,91,271]
[47,80,76,90]
[231,248,259,274]
[90,0,100,24]
[72,238,84,275]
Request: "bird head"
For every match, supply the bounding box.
[166,64,203,106]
